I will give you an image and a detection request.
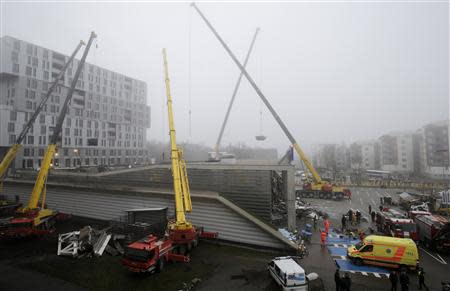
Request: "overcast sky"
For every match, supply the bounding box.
[1,1,448,154]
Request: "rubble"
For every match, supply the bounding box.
[57,225,125,258]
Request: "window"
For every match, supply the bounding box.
[10,111,17,121]
[41,125,46,134]
[26,44,33,54]
[39,148,45,156]
[26,101,33,109]
[12,64,19,73]
[25,66,32,76]
[8,123,15,132]
[44,71,49,80]
[360,245,373,252]
[40,114,45,124]
[9,135,16,144]
[27,136,34,145]
[13,40,20,50]
[11,51,19,62]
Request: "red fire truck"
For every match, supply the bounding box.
[414,214,450,252]
[122,235,190,273]
[376,209,419,241]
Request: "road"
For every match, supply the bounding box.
[300,187,450,291]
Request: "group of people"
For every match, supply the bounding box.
[389,268,428,291]
[341,209,362,232]
[336,268,427,291]
[335,269,351,291]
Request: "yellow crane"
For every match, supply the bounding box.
[0,40,85,194]
[162,49,217,251]
[191,3,351,200]
[2,32,97,237]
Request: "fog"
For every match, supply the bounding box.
[1,1,448,154]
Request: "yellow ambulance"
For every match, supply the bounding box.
[347,235,419,271]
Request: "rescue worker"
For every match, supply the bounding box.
[368,204,372,215]
[417,267,428,290]
[341,214,347,232]
[352,211,357,226]
[400,270,409,291]
[313,213,318,230]
[348,209,353,223]
[334,269,341,291]
[389,270,398,291]
[320,230,327,248]
[342,273,351,291]
[371,210,376,223]
[356,210,361,224]
[324,218,330,234]
[359,230,365,241]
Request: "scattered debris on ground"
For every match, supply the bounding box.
[57,225,125,258]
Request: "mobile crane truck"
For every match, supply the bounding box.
[0,39,85,217]
[0,32,96,238]
[191,3,351,200]
[122,49,217,273]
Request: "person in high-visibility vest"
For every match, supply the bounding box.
[320,230,327,248]
[324,218,330,234]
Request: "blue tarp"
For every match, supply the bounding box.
[326,237,360,245]
[328,246,348,257]
[335,259,390,274]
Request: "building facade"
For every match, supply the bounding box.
[379,132,414,173]
[419,120,450,179]
[0,36,151,170]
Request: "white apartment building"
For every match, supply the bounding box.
[418,120,450,179]
[362,141,378,170]
[0,36,151,170]
[379,132,414,173]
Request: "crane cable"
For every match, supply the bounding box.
[188,7,193,140]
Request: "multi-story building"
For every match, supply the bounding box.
[359,140,379,170]
[418,120,449,179]
[313,144,337,170]
[347,140,380,170]
[0,35,151,170]
[379,132,414,173]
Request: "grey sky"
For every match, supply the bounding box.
[1,1,448,154]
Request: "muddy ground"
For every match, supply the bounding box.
[0,216,325,291]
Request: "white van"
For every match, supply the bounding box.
[268,257,309,291]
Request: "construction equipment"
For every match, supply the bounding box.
[122,234,190,273]
[0,39,85,216]
[191,3,351,200]
[162,48,217,250]
[122,49,217,272]
[0,32,96,238]
[209,28,259,162]
[375,208,419,241]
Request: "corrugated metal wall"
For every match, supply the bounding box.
[2,182,287,250]
[98,167,272,221]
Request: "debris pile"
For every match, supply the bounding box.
[57,226,125,258]
[295,198,313,216]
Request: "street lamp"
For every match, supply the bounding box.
[74,148,81,168]
[54,152,59,167]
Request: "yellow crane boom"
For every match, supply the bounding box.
[162,48,193,230]
[191,3,323,185]
[20,32,97,218]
